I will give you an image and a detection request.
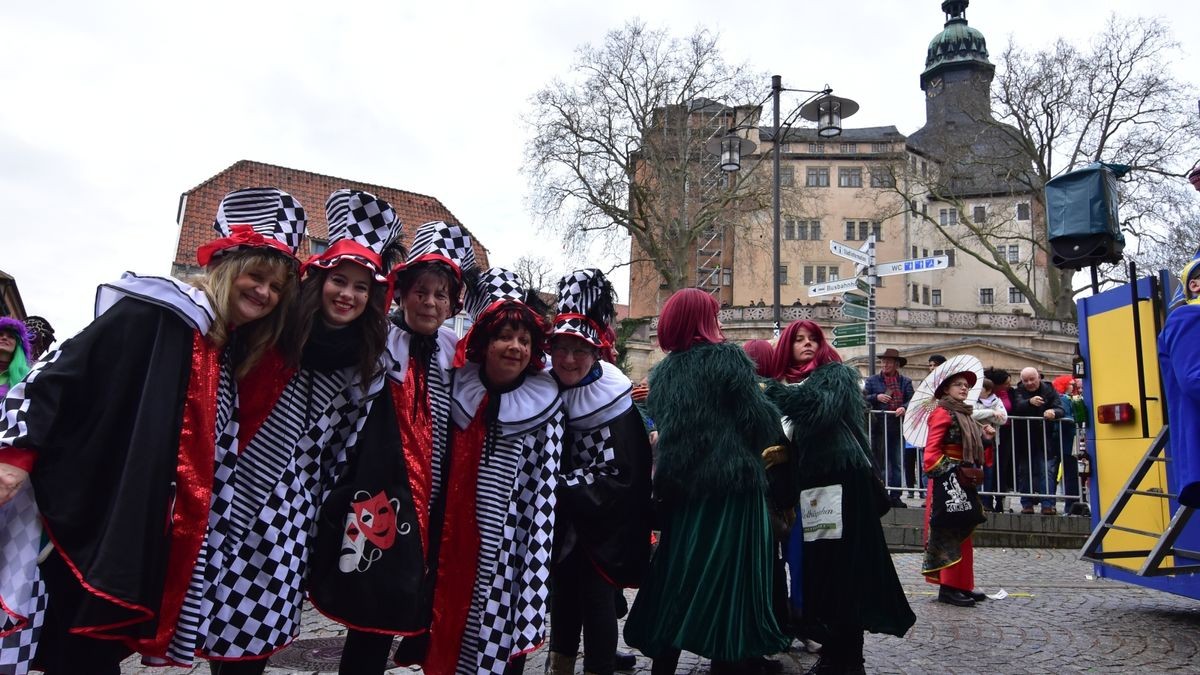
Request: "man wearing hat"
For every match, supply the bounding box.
[864,348,914,507]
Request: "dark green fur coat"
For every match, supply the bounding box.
[765,362,872,479]
[647,342,783,502]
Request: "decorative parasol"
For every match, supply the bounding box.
[902,354,985,447]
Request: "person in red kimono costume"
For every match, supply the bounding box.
[922,365,996,607]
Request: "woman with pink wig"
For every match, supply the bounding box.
[764,319,914,673]
[624,289,788,674]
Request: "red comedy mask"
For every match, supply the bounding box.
[350,490,402,550]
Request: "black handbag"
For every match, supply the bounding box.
[929,469,987,529]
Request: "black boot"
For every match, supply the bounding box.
[937,585,976,607]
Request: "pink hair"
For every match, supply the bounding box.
[742,339,775,378]
[657,289,724,352]
[772,320,841,382]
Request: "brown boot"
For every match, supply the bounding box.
[546,651,577,675]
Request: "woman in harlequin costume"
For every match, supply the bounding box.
[308,220,477,675]
[764,319,914,674]
[544,269,652,675]
[0,187,304,675]
[171,189,402,675]
[1158,251,1200,509]
[416,268,564,675]
[624,288,789,675]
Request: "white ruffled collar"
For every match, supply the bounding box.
[95,272,214,333]
[556,361,633,432]
[385,323,458,381]
[450,362,561,437]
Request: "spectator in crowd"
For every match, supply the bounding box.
[0,318,32,399]
[972,378,1008,512]
[984,367,1016,510]
[927,354,947,371]
[1052,374,1082,514]
[1011,368,1066,515]
[20,316,54,360]
[863,348,914,507]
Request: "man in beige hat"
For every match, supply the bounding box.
[864,348,914,507]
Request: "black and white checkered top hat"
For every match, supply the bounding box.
[399,221,478,280]
[464,267,525,323]
[551,268,616,347]
[198,187,307,266]
[302,189,402,282]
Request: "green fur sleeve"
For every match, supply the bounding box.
[768,363,872,473]
[646,342,784,501]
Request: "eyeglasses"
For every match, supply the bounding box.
[947,381,971,389]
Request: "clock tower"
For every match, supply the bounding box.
[917,0,993,126]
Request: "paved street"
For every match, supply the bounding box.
[121,548,1200,674]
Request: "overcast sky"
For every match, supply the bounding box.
[3,0,1197,341]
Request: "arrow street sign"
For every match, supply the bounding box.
[857,277,873,294]
[842,292,868,306]
[830,240,872,266]
[875,255,950,277]
[842,303,870,321]
[807,277,863,298]
[832,335,867,349]
[832,322,867,337]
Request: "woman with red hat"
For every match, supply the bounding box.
[0,187,304,675]
[922,362,995,607]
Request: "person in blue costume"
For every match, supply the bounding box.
[764,319,915,674]
[624,288,789,675]
[1159,251,1200,508]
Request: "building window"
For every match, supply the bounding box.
[973,205,987,224]
[778,265,788,285]
[840,142,858,154]
[922,285,931,305]
[910,155,917,172]
[845,222,856,240]
[803,265,814,285]
[979,288,995,306]
[933,248,957,267]
[922,204,928,217]
[911,284,920,302]
[931,289,942,306]
[722,269,732,286]
[939,208,958,226]
[871,142,889,153]
[806,167,830,187]
[779,167,795,187]
[828,266,840,280]
[921,160,928,177]
[870,169,895,188]
[859,222,870,241]
[809,221,822,240]
[1017,202,1031,220]
[816,266,828,283]
[809,142,826,154]
[871,221,883,242]
[1006,244,1020,263]
[838,168,863,188]
[1009,287,1025,304]
[310,238,329,254]
[784,220,796,240]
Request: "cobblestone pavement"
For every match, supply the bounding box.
[121,548,1200,674]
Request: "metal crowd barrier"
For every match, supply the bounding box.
[865,410,1086,513]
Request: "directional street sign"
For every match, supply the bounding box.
[832,335,867,349]
[832,322,867,337]
[807,277,863,298]
[856,277,873,294]
[830,240,871,266]
[842,303,870,321]
[875,255,950,277]
[842,292,868,306]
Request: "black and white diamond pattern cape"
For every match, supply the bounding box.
[161,355,380,665]
[214,187,307,254]
[445,363,564,674]
[554,361,653,587]
[306,190,403,282]
[0,276,217,673]
[306,323,457,634]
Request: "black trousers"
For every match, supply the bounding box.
[549,549,618,675]
[36,549,132,675]
[208,658,269,675]
[338,629,395,675]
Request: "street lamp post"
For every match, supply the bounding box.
[707,75,858,338]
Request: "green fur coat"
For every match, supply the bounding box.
[646,341,783,502]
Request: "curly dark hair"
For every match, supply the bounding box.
[465,300,548,375]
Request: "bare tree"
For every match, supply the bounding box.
[523,20,768,294]
[511,254,557,295]
[887,15,1200,319]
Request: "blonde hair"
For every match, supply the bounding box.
[200,249,298,378]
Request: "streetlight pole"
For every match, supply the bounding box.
[771,75,783,338]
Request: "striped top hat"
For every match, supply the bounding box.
[302,189,402,282]
[197,187,307,266]
[398,221,477,280]
[551,268,616,348]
